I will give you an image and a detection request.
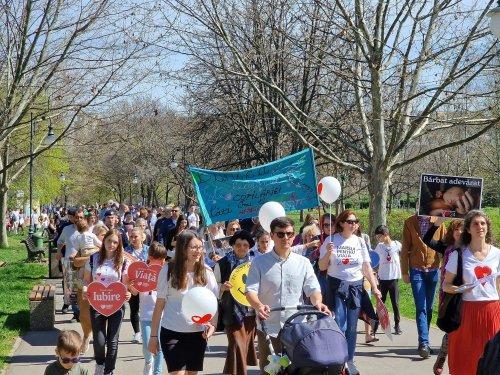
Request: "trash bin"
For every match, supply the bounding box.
[31,232,44,250]
[48,241,63,279]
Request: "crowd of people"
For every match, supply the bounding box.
[24,201,498,375]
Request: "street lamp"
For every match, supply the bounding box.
[132,174,139,184]
[487,1,500,38]
[29,112,56,235]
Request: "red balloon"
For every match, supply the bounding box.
[317,182,323,195]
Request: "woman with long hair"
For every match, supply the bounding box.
[83,229,131,375]
[165,215,188,254]
[318,210,381,375]
[443,210,500,375]
[423,218,463,374]
[148,230,218,375]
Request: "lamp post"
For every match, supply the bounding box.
[487,1,500,38]
[59,174,66,207]
[132,174,138,205]
[29,113,56,235]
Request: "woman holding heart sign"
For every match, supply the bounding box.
[443,210,500,375]
[148,230,218,375]
[82,230,131,375]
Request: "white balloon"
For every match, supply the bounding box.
[181,287,218,324]
[258,201,286,233]
[318,176,342,204]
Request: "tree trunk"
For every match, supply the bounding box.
[367,166,390,238]
[0,187,9,248]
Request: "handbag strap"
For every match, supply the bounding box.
[454,249,463,286]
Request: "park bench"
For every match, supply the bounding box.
[21,236,47,261]
[29,284,55,330]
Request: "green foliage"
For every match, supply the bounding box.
[0,233,46,371]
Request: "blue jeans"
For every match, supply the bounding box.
[409,268,438,346]
[140,320,163,375]
[332,290,361,361]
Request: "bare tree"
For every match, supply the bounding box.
[160,0,499,232]
[0,0,163,245]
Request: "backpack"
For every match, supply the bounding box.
[476,330,500,375]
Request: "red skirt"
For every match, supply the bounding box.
[448,300,500,375]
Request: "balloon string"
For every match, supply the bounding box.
[329,204,332,241]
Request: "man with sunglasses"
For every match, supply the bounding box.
[245,216,329,374]
[153,205,180,245]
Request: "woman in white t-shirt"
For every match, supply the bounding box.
[82,229,131,375]
[148,230,218,375]
[318,210,381,375]
[373,225,402,335]
[443,210,500,375]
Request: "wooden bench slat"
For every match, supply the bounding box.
[41,287,50,300]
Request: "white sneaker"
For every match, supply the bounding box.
[94,364,105,375]
[81,335,91,354]
[347,361,360,375]
[143,361,153,375]
[133,332,142,344]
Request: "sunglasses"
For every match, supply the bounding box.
[60,356,81,364]
[274,231,294,239]
[343,219,359,225]
[172,210,179,212]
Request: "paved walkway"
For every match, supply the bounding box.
[3,280,447,375]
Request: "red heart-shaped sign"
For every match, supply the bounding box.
[87,282,127,316]
[342,258,349,265]
[317,182,323,195]
[474,266,492,286]
[387,256,392,262]
[191,313,212,324]
[127,262,162,293]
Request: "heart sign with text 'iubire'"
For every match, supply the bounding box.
[127,262,162,292]
[87,282,127,316]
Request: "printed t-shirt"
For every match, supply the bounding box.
[374,240,402,280]
[156,265,218,332]
[84,253,129,286]
[445,245,500,302]
[319,233,370,282]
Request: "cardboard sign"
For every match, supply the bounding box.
[229,262,251,306]
[127,262,162,292]
[87,282,127,316]
[418,174,483,218]
[376,298,393,341]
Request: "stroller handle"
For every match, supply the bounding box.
[267,304,316,313]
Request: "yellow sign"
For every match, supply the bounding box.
[229,262,251,307]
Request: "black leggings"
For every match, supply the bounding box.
[379,279,400,325]
[90,305,125,374]
[129,294,140,333]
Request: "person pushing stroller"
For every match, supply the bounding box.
[245,217,330,374]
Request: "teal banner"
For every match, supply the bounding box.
[189,149,319,225]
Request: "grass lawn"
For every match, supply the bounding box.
[0,232,47,372]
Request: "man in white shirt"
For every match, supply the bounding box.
[56,208,86,320]
[246,216,329,374]
[187,205,200,229]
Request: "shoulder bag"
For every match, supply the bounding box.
[436,249,463,333]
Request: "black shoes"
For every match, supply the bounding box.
[418,344,431,359]
[70,315,80,323]
[394,325,403,335]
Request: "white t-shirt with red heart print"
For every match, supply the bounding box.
[445,245,500,302]
[320,233,371,282]
[374,240,402,280]
[84,254,129,287]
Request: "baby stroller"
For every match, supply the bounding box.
[260,305,349,375]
